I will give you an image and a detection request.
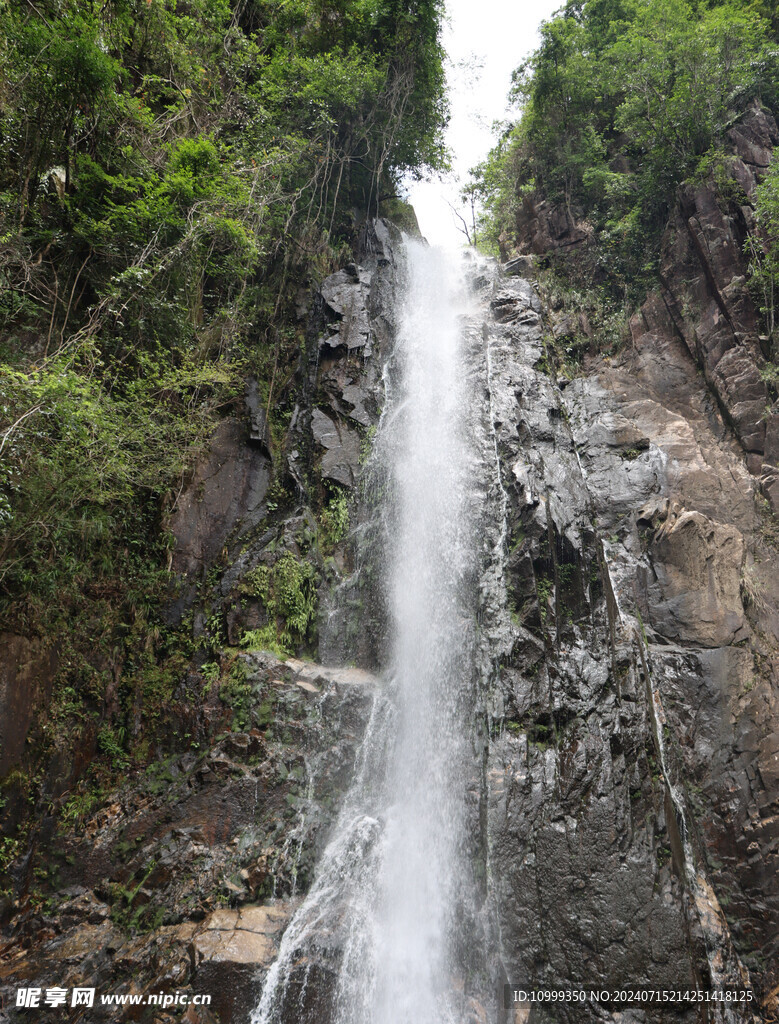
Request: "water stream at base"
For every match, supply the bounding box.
[251,240,491,1024]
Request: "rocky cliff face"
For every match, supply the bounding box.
[488,105,779,1018]
[644,103,779,508]
[0,221,402,1023]
[482,266,777,1023]
[0,654,377,1023]
[1,187,777,1024]
[513,102,779,515]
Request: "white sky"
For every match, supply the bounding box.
[406,0,561,247]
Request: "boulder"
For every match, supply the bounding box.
[192,904,289,967]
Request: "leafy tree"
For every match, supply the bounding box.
[0,0,448,794]
[749,159,779,348]
[470,0,777,300]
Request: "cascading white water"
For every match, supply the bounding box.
[369,238,476,1024]
[251,240,484,1024]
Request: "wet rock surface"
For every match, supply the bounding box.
[0,656,377,1022]
[480,261,777,1022]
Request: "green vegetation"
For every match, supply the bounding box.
[241,625,290,659]
[58,786,102,829]
[98,725,131,770]
[470,0,779,305]
[110,860,164,933]
[319,487,350,549]
[536,572,554,625]
[218,659,255,731]
[656,843,673,867]
[0,0,448,884]
[241,552,318,654]
[750,157,779,355]
[0,0,447,625]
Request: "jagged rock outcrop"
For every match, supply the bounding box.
[510,197,590,256]
[482,263,777,1021]
[638,102,779,494]
[639,506,748,647]
[298,218,401,494]
[310,408,361,488]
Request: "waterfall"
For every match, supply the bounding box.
[251,240,489,1024]
[369,239,477,1024]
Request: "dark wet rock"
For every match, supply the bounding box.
[482,265,775,1021]
[310,408,361,488]
[566,340,778,994]
[358,215,403,264]
[169,418,271,578]
[0,634,58,776]
[0,656,377,1022]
